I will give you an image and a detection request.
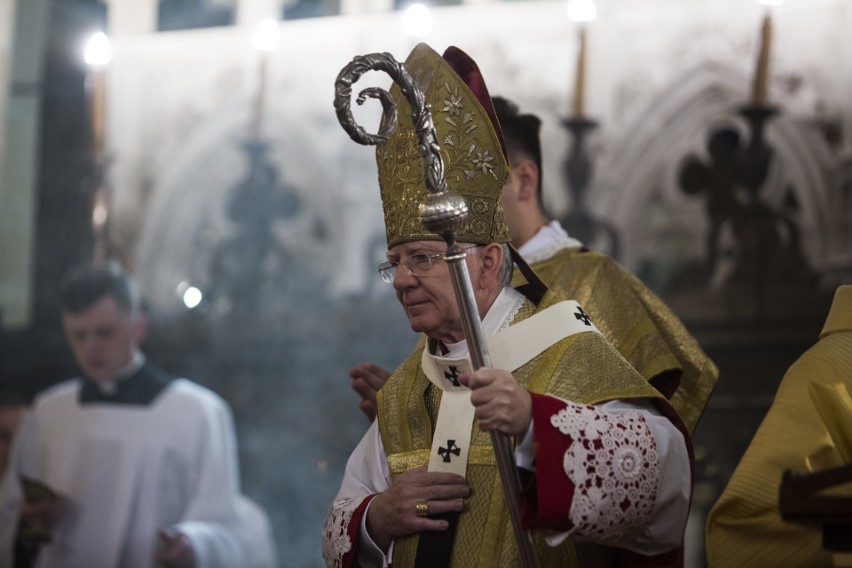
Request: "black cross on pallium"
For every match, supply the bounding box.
[438,439,461,463]
[574,306,592,326]
[444,366,462,387]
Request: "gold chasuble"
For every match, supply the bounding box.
[512,247,718,433]
[377,290,670,568]
[706,285,852,568]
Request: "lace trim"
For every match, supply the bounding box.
[322,496,366,568]
[499,294,525,332]
[550,403,660,540]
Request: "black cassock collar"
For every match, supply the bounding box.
[79,363,174,406]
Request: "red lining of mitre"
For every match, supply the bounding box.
[442,46,508,161]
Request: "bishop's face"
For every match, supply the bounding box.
[62,295,144,383]
[388,241,483,345]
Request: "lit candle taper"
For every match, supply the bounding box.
[751,0,783,107]
[84,32,111,156]
[250,19,280,141]
[84,32,112,262]
[567,0,596,118]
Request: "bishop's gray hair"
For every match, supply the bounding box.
[498,243,513,286]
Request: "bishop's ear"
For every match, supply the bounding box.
[477,242,505,283]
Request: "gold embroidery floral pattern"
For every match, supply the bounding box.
[375,43,509,248]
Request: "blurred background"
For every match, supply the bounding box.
[0,0,850,565]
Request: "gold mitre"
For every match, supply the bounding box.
[376,43,511,248]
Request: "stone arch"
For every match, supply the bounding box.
[590,60,834,277]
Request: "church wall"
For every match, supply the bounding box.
[4,0,851,565]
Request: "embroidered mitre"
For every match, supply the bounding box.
[376,43,511,248]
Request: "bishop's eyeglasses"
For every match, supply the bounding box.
[377,244,481,284]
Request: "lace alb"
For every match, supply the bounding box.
[550,402,660,540]
[322,496,365,568]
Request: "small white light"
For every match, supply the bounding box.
[252,19,280,52]
[401,3,432,38]
[566,0,597,23]
[92,203,108,226]
[182,286,203,309]
[84,32,112,66]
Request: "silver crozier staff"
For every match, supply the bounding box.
[333,51,540,568]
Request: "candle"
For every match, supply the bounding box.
[751,0,782,107]
[751,12,772,106]
[84,32,111,155]
[251,19,280,140]
[574,25,587,117]
[91,70,106,154]
[567,0,596,118]
[84,32,112,262]
[253,53,268,140]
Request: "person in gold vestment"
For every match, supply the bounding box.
[350,98,717,435]
[705,285,852,567]
[324,42,693,568]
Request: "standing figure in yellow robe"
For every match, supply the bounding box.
[705,285,852,567]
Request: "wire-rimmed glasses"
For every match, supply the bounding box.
[377,244,481,284]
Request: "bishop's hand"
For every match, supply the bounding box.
[365,466,469,553]
[458,368,532,437]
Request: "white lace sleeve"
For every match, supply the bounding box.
[322,421,392,568]
[323,496,366,568]
[546,399,690,555]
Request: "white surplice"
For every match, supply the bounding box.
[0,377,276,568]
